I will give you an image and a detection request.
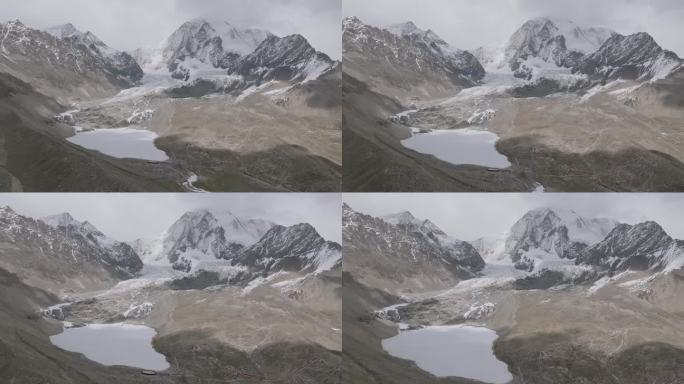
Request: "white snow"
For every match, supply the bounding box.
[463,302,495,320]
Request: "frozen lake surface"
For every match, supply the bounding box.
[50,323,170,371]
[67,128,168,161]
[401,128,511,169]
[382,325,512,383]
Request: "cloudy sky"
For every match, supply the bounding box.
[0,193,341,243]
[344,193,684,241]
[344,0,684,56]
[0,0,341,59]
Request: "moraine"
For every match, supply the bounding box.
[382,325,513,384]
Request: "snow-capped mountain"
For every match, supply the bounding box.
[133,18,272,80]
[380,211,485,271]
[0,19,141,97]
[476,17,682,84]
[133,209,274,272]
[576,32,683,81]
[498,208,617,272]
[234,223,342,274]
[40,212,143,275]
[489,17,615,79]
[226,34,336,84]
[577,221,684,273]
[45,23,143,86]
[131,209,340,276]
[0,207,142,292]
[384,20,485,81]
[343,204,484,291]
[343,17,484,98]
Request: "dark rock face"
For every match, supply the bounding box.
[343,17,485,87]
[235,223,341,274]
[509,78,589,98]
[577,32,682,81]
[167,270,223,290]
[227,34,335,84]
[514,270,567,290]
[577,221,684,273]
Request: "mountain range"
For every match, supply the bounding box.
[0,206,340,292]
[133,18,337,91]
[343,16,484,101]
[344,204,684,292]
[132,208,341,278]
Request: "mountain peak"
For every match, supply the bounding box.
[46,23,81,39]
[0,206,17,218]
[382,211,418,226]
[385,21,421,36]
[343,16,363,29]
[42,212,79,228]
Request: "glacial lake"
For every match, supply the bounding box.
[50,323,170,371]
[67,128,169,161]
[401,129,511,169]
[382,325,513,383]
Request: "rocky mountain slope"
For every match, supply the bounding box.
[577,221,684,273]
[0,206,142,293]
[235,223,342,274]
[343,17,484,101]
[0,20,140,101]
[45,23,143,86]
[227,34,336,84]
[343,203,483,293]
[577,32,682,81]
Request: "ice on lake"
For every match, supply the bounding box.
[67,128,169,161]
[382,325,512,384]
[50,323,170,371]
[401,128,511,169]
